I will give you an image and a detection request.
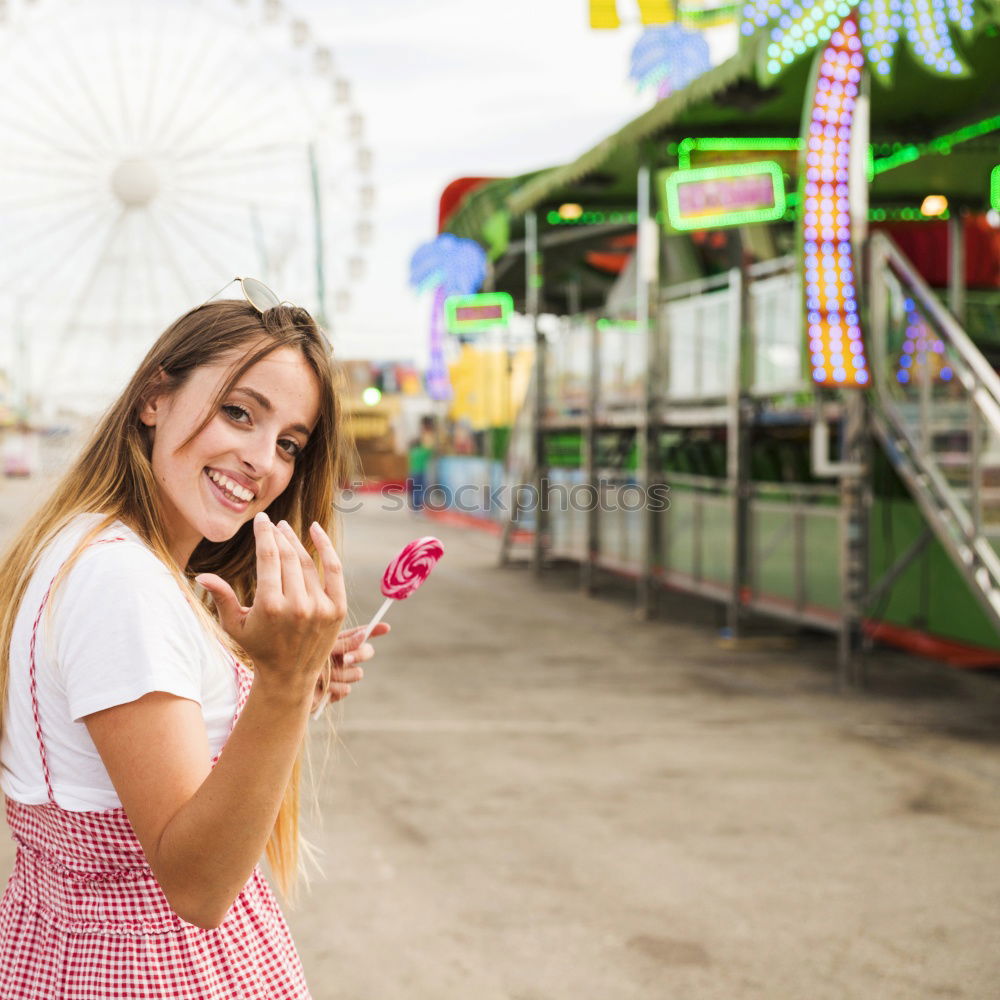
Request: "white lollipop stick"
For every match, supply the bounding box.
[359,596,394,643]
[310,597,394,720]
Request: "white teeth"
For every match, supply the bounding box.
[206,469,253,503]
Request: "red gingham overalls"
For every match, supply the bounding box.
[0,538,312,998]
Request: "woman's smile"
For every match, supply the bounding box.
[204,467,256,509]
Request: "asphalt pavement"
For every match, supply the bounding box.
[1,469,999,999]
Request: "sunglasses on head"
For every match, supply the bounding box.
[206,276,332,353]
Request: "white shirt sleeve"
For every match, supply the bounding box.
[49,540,206,722]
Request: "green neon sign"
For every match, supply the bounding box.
[662,161,786,231]
[444,292,514,334]
[992,166,1000,211]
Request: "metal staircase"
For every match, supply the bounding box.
[868,231,1000,630]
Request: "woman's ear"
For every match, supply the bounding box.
[138,368,170,427]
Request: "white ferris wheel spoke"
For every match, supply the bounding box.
[165,191,266,251]
[164,69,299,163]
[0,146,99,175]
[108,25,136,151]
[144,209,201,306]
[140,207,165,329]
[0,187,107,213]
[146,19,238,156]
[0,198,110,295]
[135,0,202,150]
[106,212,136,355]
[136,9,166,153]
[26,213,114,301]
[155,203,234,288]
[0,113,105,165]
[45,208,130,389]
[170,140,306,166]
[0,28,111,158]
[51,17,125,152]
[169,186,299,217]
[166,184,293,222]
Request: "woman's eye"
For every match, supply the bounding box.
[279,439,302,458]
[222,403,250,422]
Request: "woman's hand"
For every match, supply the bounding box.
[195,512,346,702]
[311,622,390,712]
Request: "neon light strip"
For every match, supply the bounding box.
[544,210,660,225]
[596,319,643,330]
[802,14,869,389]
[872,114,1000,176]
[992,166,1000,211]
[675,136,801,170]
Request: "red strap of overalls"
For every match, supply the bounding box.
[28,537,127,805]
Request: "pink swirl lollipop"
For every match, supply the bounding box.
[381,536,444,600]
[312,537,444,719]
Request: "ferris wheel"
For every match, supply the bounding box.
[0,0,374,414]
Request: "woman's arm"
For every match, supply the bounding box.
[85,676,312,928]
[85,514,344,929]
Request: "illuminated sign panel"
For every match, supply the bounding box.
[662,161,786,230]
[444,292,513,334]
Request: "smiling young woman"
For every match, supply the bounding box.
[0,296,387,997]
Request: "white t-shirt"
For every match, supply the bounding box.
[1,513,239,811]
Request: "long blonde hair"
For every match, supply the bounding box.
[0,299,354,896]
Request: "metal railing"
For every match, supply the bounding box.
[869,230,1000,627]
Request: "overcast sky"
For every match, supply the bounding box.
[294,0,684,364]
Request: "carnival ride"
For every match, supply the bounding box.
[436,0,1000,679]
[0,0,373,415]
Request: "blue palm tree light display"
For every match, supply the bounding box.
[630,25,712,98]
[409,234,488,401]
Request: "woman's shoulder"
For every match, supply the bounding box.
[44,513,177,592]
[41,516,213,655]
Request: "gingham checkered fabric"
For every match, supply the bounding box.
[0,539,311,998]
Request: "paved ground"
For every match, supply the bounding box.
[1,465,1000,999]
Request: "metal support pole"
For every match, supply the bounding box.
[838,389,870,689]
[727,265,751,636]
[584,316,600,594]
[970,391,983,536]
[636,154,660,618]
[948,211,965,327]
[526,210,547,575]
[307,143,328,329]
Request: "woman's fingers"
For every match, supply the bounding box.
[343,642,375,667]
[328,662,364,683]
[252,513,282,598]
[335,622,390,652]
[308,521,345,605]
[192,573,247,631]
[272,522,307,604]
[323,682,354,703]
[275,520,322,594]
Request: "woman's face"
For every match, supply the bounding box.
[140,343,322,567]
